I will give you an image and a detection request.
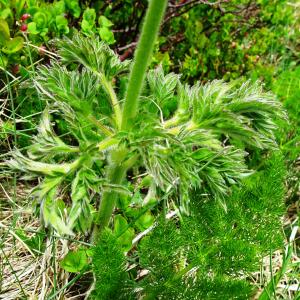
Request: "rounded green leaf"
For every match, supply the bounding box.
[33,11,47,28]
[99,26,115,44]
[56,15,69,34]
[60,249,88,273]
[98,16,113,28]
[114,215,135,251]
[83,8,96,24]
[136,211,154,231]
[28,22,39,34]
[65,0,81,18]
[2,37,24,54]
[114,214,128,236]
[0,8,12,20]
[0,18,10,44]
[117,228,135,251]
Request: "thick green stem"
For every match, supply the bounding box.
[95,164,127,235]
[93,153,138,239]
[94,0,167,240]
[121,0,168,131]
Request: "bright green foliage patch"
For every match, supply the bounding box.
[154,0,298,81]
[91,154,285,299]
[92,229,134,300]
[60,249,88,273]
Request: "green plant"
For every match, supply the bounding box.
[6,0,288,298]
[7,36,285,233]
[81,7,115,44]
[273,66,300,159]
[272,66,300,207]
[0,0,118,73]
[153,0,299,82]
[0,18,24,67]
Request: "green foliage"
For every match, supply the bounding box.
[15,228,45,255]
[152,0,298,81]
[1,0,295,298]
[114,214,135,252]
[98,16,115,44]
[56,33,130,80]
[92,229,133,300]
[0,18,24,68]
[91,154,286,299]
[7,33,284,235]
[272,66,300,204]
[60,249,88,273]
[79,7,115,43]
[273,66,300,157]
[81,8,96,36]
[0,0,116,73]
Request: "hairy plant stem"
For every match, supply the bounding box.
[94,0,168,238]
[93,153,138,240]
[97,137,118,151]
[96,163,127,234]
[87,114,113,136]
[89,68,122,128]
[99,73,122,129]
[121,0,168,131]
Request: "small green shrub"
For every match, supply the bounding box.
[153,0,298,82]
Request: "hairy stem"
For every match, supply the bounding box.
[94,0,168,238]
[121,0,168,131]
[87,114,113,136]
[97,137,119,151]
[96,164,127,233]
[99,73,122,129]
[93,153,138,240]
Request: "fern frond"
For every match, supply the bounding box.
[162,79,285,149]
[28,109,79,160]
[56,32,130,80]
[34,62,100,114]
[92,229,134,300]
[7,150,83,177]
